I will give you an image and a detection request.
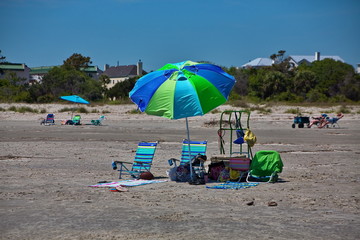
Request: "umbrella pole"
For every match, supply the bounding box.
[186,117,194,180]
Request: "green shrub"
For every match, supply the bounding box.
[59,107,76,112]
[126,109,142,114]
[37,95,55,103]
[40,109,47,114]
[102,110,111,114]
[0,107,6,111]
[17,106,38,113]
[8,106,17,111]
[211,108,221,114]
[230,99,250,108]
[250,106,272,114]
[284,108,300,114]
[77,107,89,114]
[338,105,351,114]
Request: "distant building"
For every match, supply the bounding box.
[101,60,144,89]
[0,63,31,83]
[29,66,55,83]
[356,63,360,74]
[30,65,103,84]
[241,52,345,68]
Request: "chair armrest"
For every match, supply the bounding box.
[114,161,133,165]
[133,161,152,165]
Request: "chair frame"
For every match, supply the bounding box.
[41,113,55,126]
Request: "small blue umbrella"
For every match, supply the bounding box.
[60,95,89,118]
[60,95,89,104]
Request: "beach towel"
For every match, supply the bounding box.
[89,179,167,188]
[206,181,259,190]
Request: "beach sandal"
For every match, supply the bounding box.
[115,186,129,192]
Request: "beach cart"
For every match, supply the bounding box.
[292,116,310,128]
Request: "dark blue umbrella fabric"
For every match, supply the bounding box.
[60,95,89,104]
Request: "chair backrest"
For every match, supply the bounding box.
[250,150,283,176]
[73,115,81,121]
[46,114,54,120]
[132,142,158,171]
[180,140,207,165]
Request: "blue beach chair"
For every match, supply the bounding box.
[168,140,208,167]
[112,141,158,179]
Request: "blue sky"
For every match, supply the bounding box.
[1,0,359,72]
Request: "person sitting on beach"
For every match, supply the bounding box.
[308,114,327,128]
[318,113,344,128]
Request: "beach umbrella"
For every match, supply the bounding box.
[60,95,89,118]
[129,60,236,179]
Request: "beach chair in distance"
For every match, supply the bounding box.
[246,150,283,183]
[168,140,208,167]
[91,115,105,126]
[40,113,55,126]
[72,115,81,125]
[112,141,158,179]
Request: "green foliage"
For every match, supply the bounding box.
[7,106,38,113]
[338,105,351,114]
[284,108,300,114]
[37,94,55,103]
[59,107,77,113]
[77,107,89,114]
[126,109,142,114]
[250,106,272,114]
[63,53,92,70]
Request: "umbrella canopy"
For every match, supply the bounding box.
[130,60,235,119]
[129,60,235,180]
[60,95,90,104]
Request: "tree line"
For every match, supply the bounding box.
[0,51,359,104]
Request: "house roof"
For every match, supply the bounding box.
[29,65,102,75]
[289,55,344,63]
[30,66,55,74]
[242,58,273,68]
[242,54,345,68]
[0,63,26,71]
[102,65,138,78]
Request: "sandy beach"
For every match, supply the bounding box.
[0,103,359,240]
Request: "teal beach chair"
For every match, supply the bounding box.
[91,116,105,126]
[168,140,207,167]
[112,141,158,179]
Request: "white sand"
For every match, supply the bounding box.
[0,103,359,239]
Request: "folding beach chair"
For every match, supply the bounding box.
[167,140,207,182]
[90,115,105,126]
[40,113,55,126]
[246,150,283,183]
[72,115,81,125]
[168,140,208,167]
[112,141,158,179]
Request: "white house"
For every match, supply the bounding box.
[241,52,344,68]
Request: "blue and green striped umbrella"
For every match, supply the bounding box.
[129,60,235,119]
